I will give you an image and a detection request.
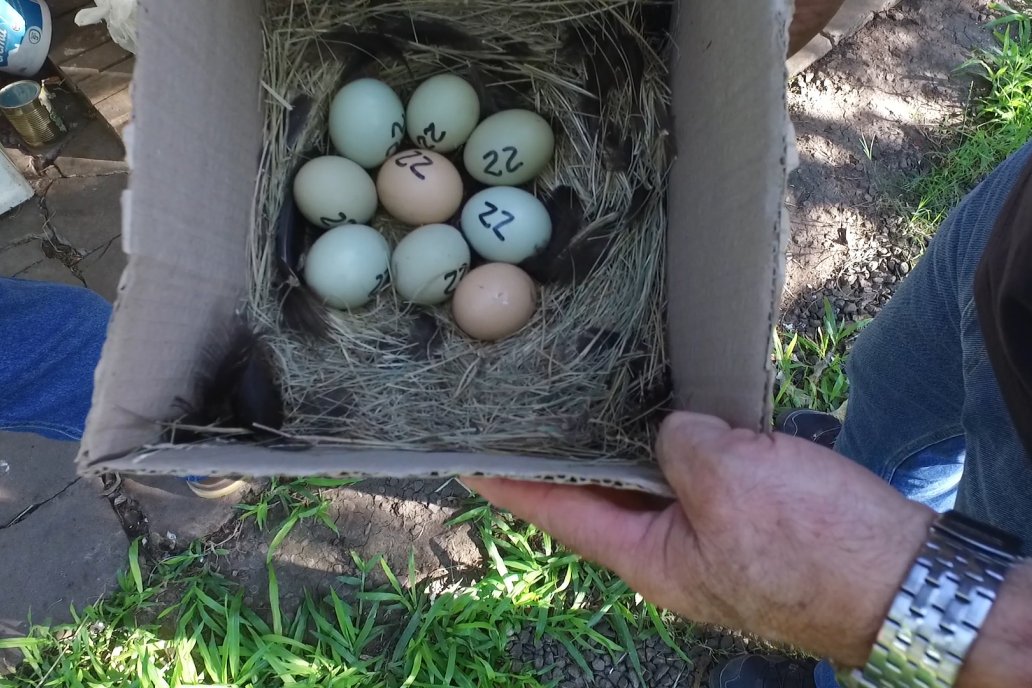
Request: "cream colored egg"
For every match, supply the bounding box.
[461,186,552,263]
[452,263,537,341]
[406,74,481,153]
[463,109,555,185]
[391,224,471,305]
[304,225,391,309]
[377,149,464,226]
[293,156,378,229]
[329,78,405,168]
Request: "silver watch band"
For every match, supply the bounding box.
[838,512,1019,688]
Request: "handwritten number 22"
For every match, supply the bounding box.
[394,151,434,180]
[482,146,523,177]
[477,202,515,241]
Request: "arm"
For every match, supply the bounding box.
[790,0,846,56]
[466,413,1032,686]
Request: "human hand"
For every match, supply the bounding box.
[465,412,934,667]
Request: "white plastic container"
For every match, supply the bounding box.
[0,0,52,77]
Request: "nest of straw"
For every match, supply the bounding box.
[248,0,673,461]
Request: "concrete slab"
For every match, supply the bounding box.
[789,33,834,77]
[0,477,126,638]
[77,236,125,302]
[0,203,45,247]
[0,432,79,526]
[0,241,43,277]
[122,476,246,545]
[15,256,83,286]
[53,118,127,177]
[44,174,125,252]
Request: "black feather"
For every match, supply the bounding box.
[313,27,409,83]
[275,97,333,339]
[603,129,634,171]
[569,18,645,119]
[377,16,484,51]
[466,65,527,116]
[524,186,617,285]
[407,312,444,360]
[168,323,284,443]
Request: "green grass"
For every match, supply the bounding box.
[773,300,867,414]
[909,2,1032,235]
[0,495,695,688]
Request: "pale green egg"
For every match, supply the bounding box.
[406,74,480,153]
[463,109,555,185]
[304,225,391,309]
[391,224,471,305]
[328,78,405,169]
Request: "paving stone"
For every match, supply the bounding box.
[78,236,126,302]
[53,118,127,177]
[789,33,833,77]
[60,40,132,78]
[0,241,44,277]
[15,256,83,286]
[0,478,126,639]
[823,0,903,44]
[0,203,45,247]
[0,432,79,526]
[122,476,244,545]
[51,14,111,65]
[44,174,125,251]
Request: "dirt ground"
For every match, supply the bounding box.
[783,0,993,332]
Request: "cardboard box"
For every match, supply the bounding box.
[78,0,792,496]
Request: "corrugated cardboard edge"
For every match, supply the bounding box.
[83,445,675,498]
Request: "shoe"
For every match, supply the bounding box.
[775,409,842,450]
[185,476,247,499]
[709,654,817,688]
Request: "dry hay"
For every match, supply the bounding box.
[248,0,673,461]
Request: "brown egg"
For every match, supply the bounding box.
[452,263,537,341]
[377,149,464,225]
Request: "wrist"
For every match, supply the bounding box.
[956,562,1032,688]
[837,504,936,667]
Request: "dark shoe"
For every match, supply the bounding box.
[775,409,842,450]
[709,654,817,688]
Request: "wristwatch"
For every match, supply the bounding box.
[837,510,1022,688]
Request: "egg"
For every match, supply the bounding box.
[406,74,481,153]
[328,78,405,168]
[391,224,471,305]
[377,149,464,225]
[303,225,391,309]
[463,109,555,186]
[292,156,378,229]
[452,263,537,341]
[461,187,552,263]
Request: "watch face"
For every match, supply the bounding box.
[937,510,1023,558]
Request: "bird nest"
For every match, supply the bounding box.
[247,0,674,461]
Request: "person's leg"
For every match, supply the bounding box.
[0,278,110,440]
[836,141,1032,514]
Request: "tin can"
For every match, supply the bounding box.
[0,79,61,145]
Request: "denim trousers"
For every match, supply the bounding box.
[814,143,1032,687]
[0,278,110,440]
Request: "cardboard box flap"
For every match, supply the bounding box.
[79,0,263,467]
[666,0,790,430]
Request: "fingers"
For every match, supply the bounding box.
[462,477,662,571]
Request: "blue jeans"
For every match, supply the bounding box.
[814,142,1032,687]
[0,278,111,440]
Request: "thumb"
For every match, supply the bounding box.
[656,412,742,516]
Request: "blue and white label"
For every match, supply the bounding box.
[0,0,49,75]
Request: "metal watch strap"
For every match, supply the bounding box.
[838,511,1021,688]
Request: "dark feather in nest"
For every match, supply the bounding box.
[376,16,483,51]
[523,186,618,286]
[166,324,284,444]
[465,65,528,116]
[275,96,333,339]
[313,27,409,83]
[406,312,444,360]
[567,18,646,119]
